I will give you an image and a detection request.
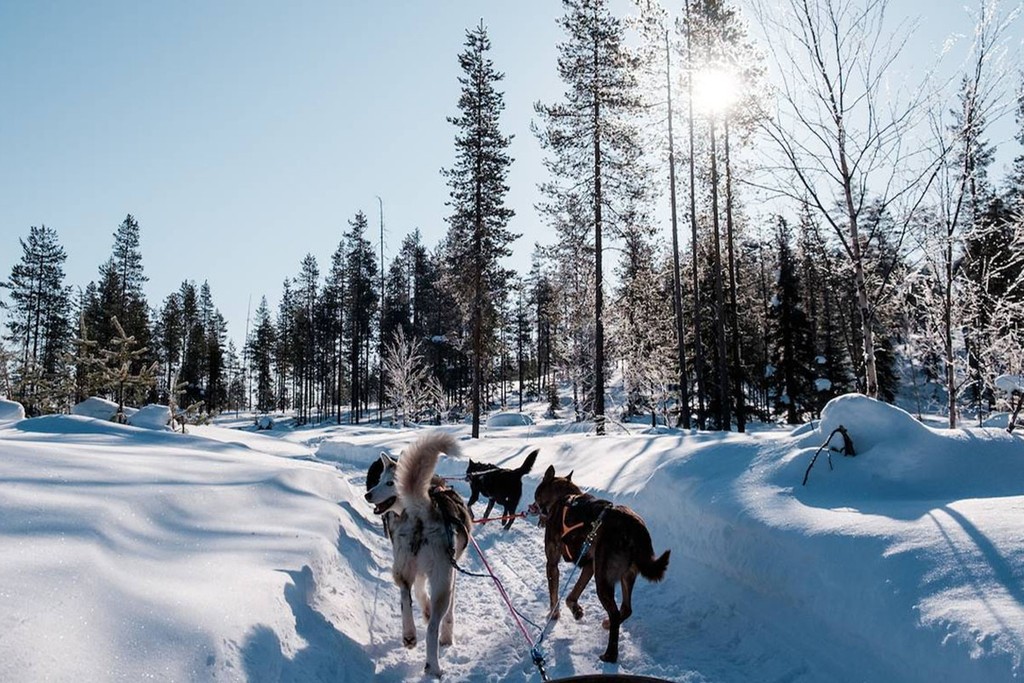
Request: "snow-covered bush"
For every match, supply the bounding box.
[127,404,172,430]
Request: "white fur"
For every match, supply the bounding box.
[385,431,466,677]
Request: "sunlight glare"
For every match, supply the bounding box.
[693,67,740,115]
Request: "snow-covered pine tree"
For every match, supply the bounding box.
[612,226,676,427]
[534,0,646,435]
[441,20,517,438]
[100,316,158,421]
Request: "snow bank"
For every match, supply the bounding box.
[0,398,25,423]
[71,396,137,421]
[486,411,535,427]
[127,404,171,430]
[806,393,1024,500]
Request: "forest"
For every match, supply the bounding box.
[2,0,1023,435]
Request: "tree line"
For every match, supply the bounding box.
[3,0,1023,433]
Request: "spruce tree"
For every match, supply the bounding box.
[441,20,517,438]
[2,225,73,415]
[248,296,277,413]
[535,0,645,435]
[344,212,378,423]
[768,218,815,424]
[93,215,151,356]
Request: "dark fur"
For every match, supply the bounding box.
[532,464,670,664]
[465,449,538,529]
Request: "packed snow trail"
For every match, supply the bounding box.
[1,397,1022,681]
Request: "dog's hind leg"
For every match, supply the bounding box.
[565,563,594,621]
[595,573,622,663]
[617,567,638,624]
[398,578,417,648]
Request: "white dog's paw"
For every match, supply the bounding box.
[439,633,453,647]
[424,661,443,678]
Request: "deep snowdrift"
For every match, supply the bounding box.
[0,394,1020,682]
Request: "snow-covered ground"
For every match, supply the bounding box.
[0,394,1021,682]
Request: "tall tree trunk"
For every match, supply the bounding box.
[709,116,731,430]
[593,32,606,437]
[724,119,745,432]
[666,31,691,429]
[685,4,707,429]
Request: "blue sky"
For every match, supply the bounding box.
[1,1,1020,346]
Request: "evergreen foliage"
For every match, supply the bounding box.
[441,20,517,438]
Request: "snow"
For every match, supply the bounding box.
[127,403,172,430]
[815,377,832,391]
[71,396,137,421]
[995,374,1024,394]
[0,397,25,423]
[0,394,1022,682]
[485,411,536,427]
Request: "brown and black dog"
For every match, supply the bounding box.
[531,465,670,664]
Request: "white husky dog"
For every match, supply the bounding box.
[364,431,472,677]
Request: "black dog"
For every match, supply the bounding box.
[465,449,538,529]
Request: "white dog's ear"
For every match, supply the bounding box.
[380,452,397,466]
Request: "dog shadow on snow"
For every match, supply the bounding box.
[241,565,375,683]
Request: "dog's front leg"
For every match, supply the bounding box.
[425,573,453,677]
[398,579,416,648]
[545,557,561,620]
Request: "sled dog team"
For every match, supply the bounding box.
[363,431,671,677]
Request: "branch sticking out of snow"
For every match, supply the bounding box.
[803,425,856,486]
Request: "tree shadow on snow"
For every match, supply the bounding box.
[241,565,375,682]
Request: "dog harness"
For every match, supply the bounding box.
[559,494,611,562]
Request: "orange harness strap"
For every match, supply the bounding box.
[560,495,588,561]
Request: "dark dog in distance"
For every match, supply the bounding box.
[530,465,670,664]
[465,449,538,529]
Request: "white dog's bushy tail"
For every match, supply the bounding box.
[397,431,460,505]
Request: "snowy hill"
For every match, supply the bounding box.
[0,395,1021,682]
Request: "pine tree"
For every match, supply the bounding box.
[100,316,158,420]
[534,0,646,435]
[768,218,815,424]
[344,212,379,423]
[441,21,517,438]
[92,214,152,360]
[248,296,277,413]
[1,225,73,415]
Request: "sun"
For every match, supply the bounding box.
[693,67,740,115]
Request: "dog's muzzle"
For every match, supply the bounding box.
[365,492,397,516]
[527,502,546,526]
